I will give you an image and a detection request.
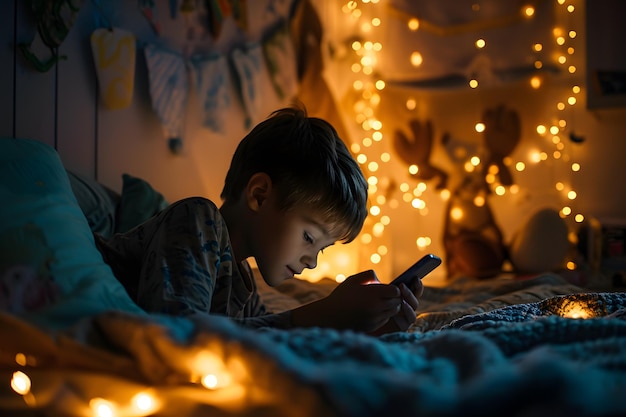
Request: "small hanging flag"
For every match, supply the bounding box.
[231,43,265,129]
[144,44,189,145]
[91,28,136,110]
[139,0,161,34]
[189,53,235,134]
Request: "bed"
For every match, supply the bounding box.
[1,137,626,417]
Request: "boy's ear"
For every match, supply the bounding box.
[246,173,273,212]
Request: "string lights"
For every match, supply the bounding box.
[309,0,585,282]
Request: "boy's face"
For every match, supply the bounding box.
[251,200,339,287]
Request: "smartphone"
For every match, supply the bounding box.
[391,254,442,287]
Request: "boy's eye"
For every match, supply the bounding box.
[303,232,314,244]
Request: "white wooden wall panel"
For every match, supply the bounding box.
[0,2,15,138]
[56,0,99,178]
[14,0,56,148]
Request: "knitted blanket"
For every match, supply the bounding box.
[1,274,625,417]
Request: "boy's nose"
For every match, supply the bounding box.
[301,253,318,270]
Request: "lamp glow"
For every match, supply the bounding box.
[11,371,31,395]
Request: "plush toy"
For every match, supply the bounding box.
[392,118,448,189]
[442,173,507,279]
[0,224,60,314]
[508,207,570,274]
[394,103,568,279]
[482,104,521,186]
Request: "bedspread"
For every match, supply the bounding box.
[1,274,626,417]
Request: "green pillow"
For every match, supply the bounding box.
[116,173,169,233]
[67,170,119,238]
[0,138,193,338]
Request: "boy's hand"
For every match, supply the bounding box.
[290,270,422,334]
[368,282,420,336]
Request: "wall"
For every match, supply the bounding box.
[2,0,625,283]
[1,0,290,202]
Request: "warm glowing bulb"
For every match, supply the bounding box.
[536,125,547,135]
[408,18,419,31]
[406,98,416,110]
[469,79,479,88]
[523,6,535,17]
[475,38,486,48]
[416,236,431,248]
[15,353,28,366]
[530,76,541,89]
[475,122,485,132]
[11,371,31,395]
[575,214,585,223]
[568,190,577,200]
[533,43,543,52]
[202,374,219,389]
[451,207,463,220]
[90,398,115,417]
[515,162,526,171]
[409,164,419,175]
[133,393,156,413]
[410,51,423,67]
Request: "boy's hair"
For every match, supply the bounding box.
[221,106,368,243]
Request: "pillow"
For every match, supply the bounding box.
[66,170,120,238]
[0,138,149,330]
[116,173,169,233]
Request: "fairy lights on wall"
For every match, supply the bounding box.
[330,0,585,278]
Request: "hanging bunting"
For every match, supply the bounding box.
[188,53,235,134]
[231,43,265,129]
[262,23,298,101]
[207,0,232,38]
[143,44,189,149]
[138,0,161,34]
[206,0,248,39]
[19,0,84,72]
[91,28,136,110]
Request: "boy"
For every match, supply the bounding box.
[96,106,422,335]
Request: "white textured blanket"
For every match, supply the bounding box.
[1,274,625,417]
